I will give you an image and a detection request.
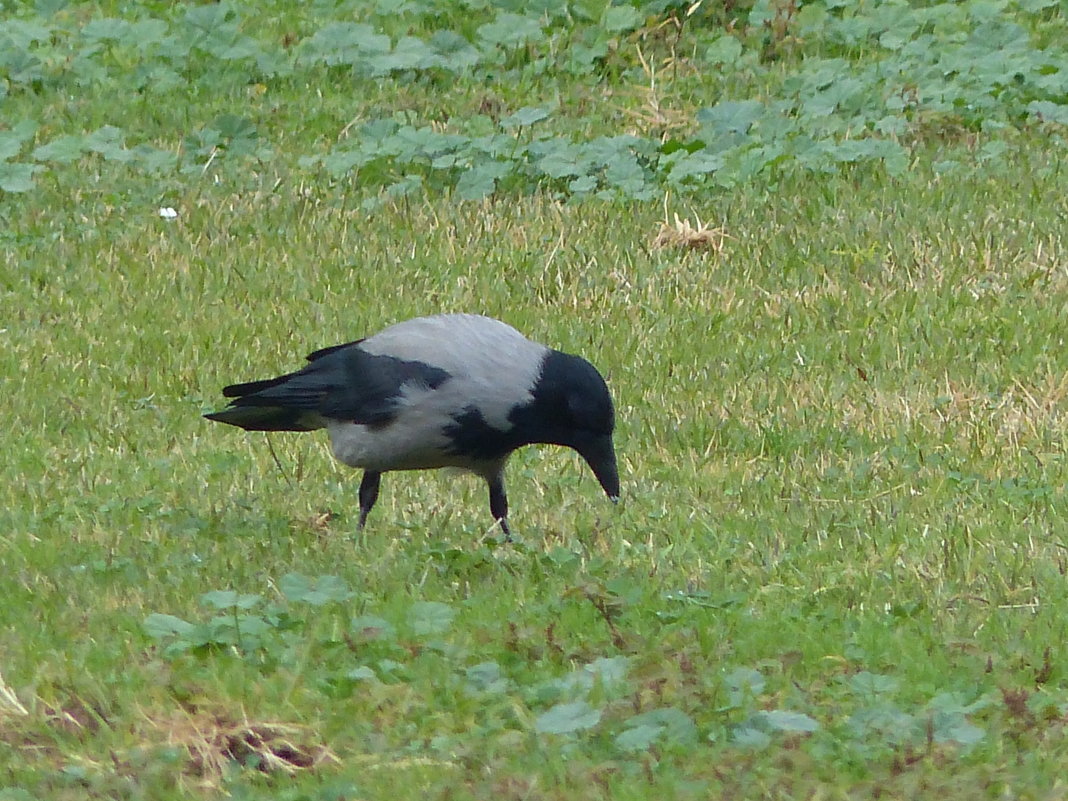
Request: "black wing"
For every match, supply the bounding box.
[305,339,365,362]
[207,344,451,431]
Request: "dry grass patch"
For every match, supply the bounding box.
[0,670,29,718]
[140,706,339,782]
[653,212,729,252]
[0,691,338,791]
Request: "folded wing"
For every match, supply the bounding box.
[205,345,451,432]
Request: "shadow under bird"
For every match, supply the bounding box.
[203,314,619,536]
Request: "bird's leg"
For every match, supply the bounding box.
[357,471,381,529]
[487,474,511,540]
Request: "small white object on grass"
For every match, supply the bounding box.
[158,207,178,220]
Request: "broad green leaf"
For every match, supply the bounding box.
[478,13,544,48]
[183,3,236,33]
[0,137,26,163]
[586,656,629,685]
[386,175,424,197]
[35,0,67,15]
[144,613,195,639]
[535,701,601,735]
[632,708,697,742]
[536,144,587,178]
[234,616,272,637]
[465,662,509,694]
[616,707,697,751]
[585,134,652,164]
[431,153,460,169]
[369,37,440,74]
[874,115,908,136]
[569,175,597,193]
[724,666,764,706]
[457,161,511,200]
[83,126,126,160]
[881,144,908,176]
[3,20,53,48]
[604,154,646,195]
[201,590,262,610]
[279,573,310,601]
[375,659,408,680]
[757,709,819,732]
[929,693,990,716]
[1028,101,1068,125]
[3,49,44,86]
[409,601,455,636]
[32,135,86,164]
[802,77,868,117]
[501,106,552,129]
[0,120,38,162]
[280,573,353,605]
[429,31,481,71]
[201,590,239,609]
[746,0,775,27]
[848,671,898,696]
[129,145,179,174]
[697,101,764,136]
[601,5,641,33]
[213,114,257,142]
[303,576,354,605]
[615,723,663,752]
[665,149,724,182]
[795,2,828,33]
[321,148,373,177]
[566,40,607,74]
[129,19,168,48]
[732,725,772,749]
[133,64,185,94]
[0,786,38,801]
[705,35,742,66]
[302,23,390,65]
[204,615,271,644]
[0,163,40,193]
[214,36,263,62]
[935,719,985,745]
[848,704,915,743]
[977,140,1010,163]
[557,656,629,692]
[81,18,130,42]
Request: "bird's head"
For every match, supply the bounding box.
[512,350,620,500]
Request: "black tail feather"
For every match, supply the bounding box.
[223,374,292,398]
[203,405,322,432]
[306,339,364,362]
[208,368,328,432]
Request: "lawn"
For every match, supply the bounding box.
[2,0,1068,798]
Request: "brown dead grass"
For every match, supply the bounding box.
[0,690,338,791]
[653,212,729,252]
[0,670,29,718]
[144,707,339,779]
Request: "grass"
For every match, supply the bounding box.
[4,1,1068,798]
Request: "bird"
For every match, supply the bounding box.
[203,314,619,537]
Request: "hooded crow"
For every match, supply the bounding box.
[204,314,619,537]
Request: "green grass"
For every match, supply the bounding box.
[3,1,1068,799]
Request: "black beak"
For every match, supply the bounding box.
[577,434,620,501]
